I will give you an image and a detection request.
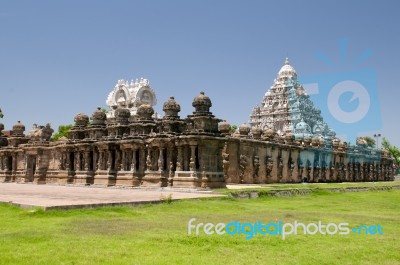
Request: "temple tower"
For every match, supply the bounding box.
[106,77,157,118]
[249,58,334,139]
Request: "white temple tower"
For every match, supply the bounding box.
[249,58,335,139]
[106,77,157,118]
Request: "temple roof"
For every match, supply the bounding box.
[278,57,297,78]
[105,77,157,118]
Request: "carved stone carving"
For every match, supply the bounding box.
[253,155,260,179]
[222,153,229,180]
[146,148,152,171]
[278,157,283,179]
[27,123,54,142]
[239,154,247,183]
[106,78,157,118]
[163,97,181,119]
[265,156,273,178]
[289,157,295,180]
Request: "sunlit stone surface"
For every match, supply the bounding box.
[0,68,394,188]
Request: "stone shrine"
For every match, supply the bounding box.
[0,61,395,188]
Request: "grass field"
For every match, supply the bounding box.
[0,189,399,265]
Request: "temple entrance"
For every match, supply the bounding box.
[26,156,36,182]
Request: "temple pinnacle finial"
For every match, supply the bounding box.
[285,57,289,65]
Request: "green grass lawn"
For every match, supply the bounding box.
[0,190,399,265]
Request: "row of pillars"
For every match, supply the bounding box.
[60,144,200,173]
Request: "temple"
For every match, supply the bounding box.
[0,61,395,188]
[249,58,333,139]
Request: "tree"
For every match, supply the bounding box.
[381,137,400,170]
[52,125,73,141]
[229,125,238,134]
[363,136,375,147]
[0,108,3,119]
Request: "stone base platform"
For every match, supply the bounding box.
[0,182,224,210]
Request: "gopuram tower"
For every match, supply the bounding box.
[106,78,157,118]
[249,58,335,139]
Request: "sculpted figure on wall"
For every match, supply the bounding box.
[239,154,247,183]
[265,156,273,178]
[253,155,260,179]
[222,153,230,180]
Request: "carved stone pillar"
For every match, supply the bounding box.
[12,154,17,173]
[348,163,353,181]
[121,150,126,171]
[168,160,174,186]
[4,156,8,171]
[168,148,174,179]
[146,146,152,171]
[139,148,146,173]
[92,151,97,171]
[107,150,112,171]
[176,146,183,171]
[84,151,89,171]
[167,147,173,172]
[24,155,29,172]
[131,148,137,173]
[97,151,103,170]
[75,152,80,171]
[189,145,196,171]
[158,148,164,172]
[344,162,349,181]
[0,155,3,170]
[183,146,189,171]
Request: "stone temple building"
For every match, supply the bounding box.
[249,58,333,139]
[0,62,395,188]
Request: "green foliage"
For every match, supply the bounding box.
[363,136,375,147]
[229,124,238,134]
[382,137,400,165]
[0,108,3,119]
[51,124,73,141]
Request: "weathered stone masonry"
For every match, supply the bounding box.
[0,60,395,188]
[0,92,394,188]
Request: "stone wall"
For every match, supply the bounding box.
[222,135,393,184]
[0,92,395,188]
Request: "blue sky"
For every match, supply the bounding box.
[0,0,399,146]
